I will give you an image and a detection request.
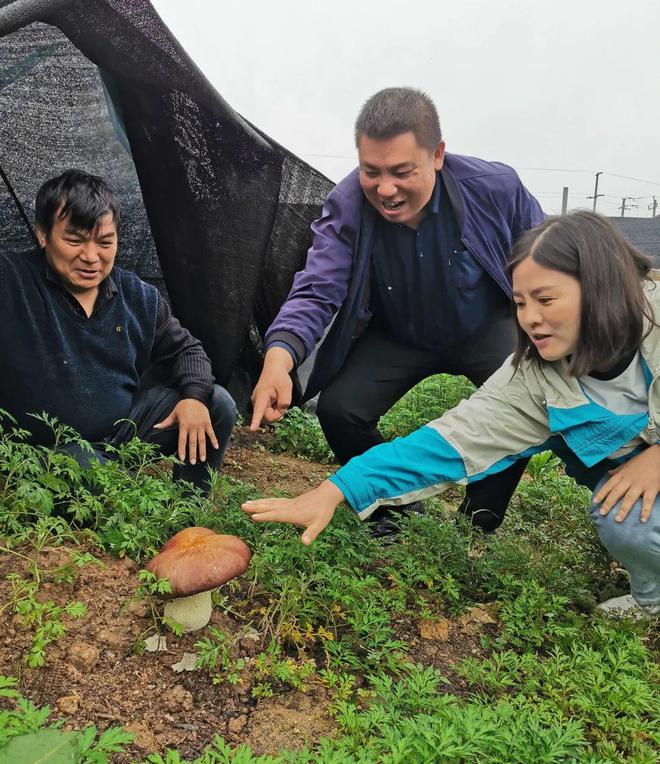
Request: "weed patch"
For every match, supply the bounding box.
[0,396,658,762]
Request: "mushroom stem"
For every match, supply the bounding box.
[164,591,213,632]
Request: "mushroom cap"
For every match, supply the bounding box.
[146,527,251,598]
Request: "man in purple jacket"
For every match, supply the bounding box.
[251,87,544,535]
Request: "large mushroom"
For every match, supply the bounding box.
[146,527,251,632]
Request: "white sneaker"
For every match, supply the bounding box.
[597,594,660,618]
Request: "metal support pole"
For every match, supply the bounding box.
[0,162,38,246]
[588,171,603,211]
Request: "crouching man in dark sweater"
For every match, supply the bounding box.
[0,169,236,495]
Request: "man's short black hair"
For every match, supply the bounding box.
[35,169,120,237]
[354,87,442,151]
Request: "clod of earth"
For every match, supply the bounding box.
[146,527,251,632]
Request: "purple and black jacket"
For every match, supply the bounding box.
[266,152,544,400]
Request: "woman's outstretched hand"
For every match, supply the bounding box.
[242,480,346,545]
[593,444,660,523]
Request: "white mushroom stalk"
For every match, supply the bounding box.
[164,591,213,633]
[146,527,251,636]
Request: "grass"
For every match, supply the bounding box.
[267,373,475,464]
[0,383,659,762]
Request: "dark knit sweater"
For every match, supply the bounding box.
[0,249,159,445]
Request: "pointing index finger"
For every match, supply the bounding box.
[250,404,265,431]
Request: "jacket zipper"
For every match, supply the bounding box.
[647,370,659,439]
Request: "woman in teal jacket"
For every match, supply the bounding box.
[244,211,660,616]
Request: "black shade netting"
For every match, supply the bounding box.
[0,0,334,414]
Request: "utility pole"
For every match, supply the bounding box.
[561,187,569,215]
[587,171,604,211]
[620,197,640,217]
[649,196,658,217]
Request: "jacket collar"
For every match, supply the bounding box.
[439,162,465,233]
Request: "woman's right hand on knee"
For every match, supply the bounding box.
[593,445,660,523]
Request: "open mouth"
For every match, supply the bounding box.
[382,200,404,211]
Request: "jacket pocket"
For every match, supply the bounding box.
[453,249,485,290]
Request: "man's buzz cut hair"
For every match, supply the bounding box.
[354,87,442,152]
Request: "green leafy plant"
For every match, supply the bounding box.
[131,569,183,648]
[380,373,475,439]
[194,627,246,685]
[0,676,134,762]
[267,407,335,463]
[495,578,579,650]
[1,382,658,763]
[525,450,562,481]
[3,575,87,668]
[252,640,316,698]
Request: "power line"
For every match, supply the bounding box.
[531,189,593,195]
[516,166,593,174]
[603,172,660,187]
[301,154,660,187]
[300,154,660,207]
[302,156,600,174]
[520,168,660,186]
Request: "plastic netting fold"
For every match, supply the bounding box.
[0,0,333,412]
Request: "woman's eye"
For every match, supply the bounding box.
[539,298,554,305]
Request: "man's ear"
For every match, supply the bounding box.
[35,226,47,249]
[433,141,446,171]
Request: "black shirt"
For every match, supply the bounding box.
[369,174,507,350]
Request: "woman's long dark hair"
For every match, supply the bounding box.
[507,210,655,376]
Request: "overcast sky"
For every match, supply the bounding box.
[152,0,660,217]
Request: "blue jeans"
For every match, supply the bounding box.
[63,383,236,496]
[590,476,660,609]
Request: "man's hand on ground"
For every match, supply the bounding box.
[242,480,345,545]
[154,398,218,464]
[250,347,295,430]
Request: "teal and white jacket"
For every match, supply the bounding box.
[329,280,660,519]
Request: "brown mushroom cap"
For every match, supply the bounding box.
[146,527,251,598]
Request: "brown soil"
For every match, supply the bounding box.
[0,543,335,760]
[223,428,335,495]
[0,429,493,761]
